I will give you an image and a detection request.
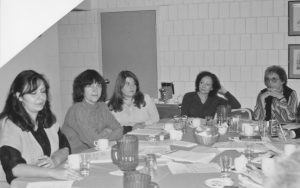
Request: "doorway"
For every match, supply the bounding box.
[101,10,157,99]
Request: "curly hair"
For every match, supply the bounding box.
[72,69,106,103]
[0,70,56,131]
[108,70,145,112]
[195,71,221,97]
[264,65,287,87]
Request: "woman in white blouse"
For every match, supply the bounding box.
[108,70,159,134]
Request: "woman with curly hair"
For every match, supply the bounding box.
[181,71,241,118]
[108,70,159,134]
[0,70,81,184]
[62,69,123,153]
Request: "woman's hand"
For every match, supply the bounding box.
[267,88,284,99]
[260,89,284,100]
[133,122,146,130]
[49,168,83,181]
[218,86,228,95]
[36,156,55,168]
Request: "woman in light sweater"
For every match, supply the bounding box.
[62,69,123,153]
[0,70,81,184]
[108,70,159,134]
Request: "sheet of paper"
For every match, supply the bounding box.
[11,179,74,188]
[162,150,216,163]
[83,150,112,163]
[167,162,220,174]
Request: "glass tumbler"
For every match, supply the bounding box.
[219,155,232,178]
[80,153,90,177]
[144,154,158,179]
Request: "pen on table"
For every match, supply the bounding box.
[279,124,287,142]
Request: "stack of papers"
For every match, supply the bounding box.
[171,140,197,148]
[128,128,164,136]
[213,142,268,152]
[162,150,216,163]
[282,123,300,130]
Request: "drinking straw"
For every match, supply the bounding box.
[278,124,287,142]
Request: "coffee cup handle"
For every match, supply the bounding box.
[150,182,159,188]
[93,140,99,147]
[111,144,119,165]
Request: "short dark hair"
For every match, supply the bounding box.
[195,71,221,97]
[0,70,56,131]
[72,69,106,103]
[108,70,145,112]
[264,65,287,87]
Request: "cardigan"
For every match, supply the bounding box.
[181,91,241,118]
[111,94,159,126]
[62,100,123,154]
[0,118,69,183]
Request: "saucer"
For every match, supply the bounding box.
[205,178,234,188]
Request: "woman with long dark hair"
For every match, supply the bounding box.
[0,70,81,184]
[108,70,159,133]
[62,69,123,153]
[181,71,241,118]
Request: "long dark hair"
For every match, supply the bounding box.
[108,70,145,112]
[0,70,56,131]
[195,71,221,97]
[72,69,106,103]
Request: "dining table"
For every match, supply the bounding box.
[7,118,298,188]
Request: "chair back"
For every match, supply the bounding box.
[230,108,254,120]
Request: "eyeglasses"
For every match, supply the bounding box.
[266,77,280,83]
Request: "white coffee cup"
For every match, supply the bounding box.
[164,123,174,132]
[68,154,81,170]
[94,139,109,151]
[169,130,183,141]
[243,123,254,136]
[192,118,201,128]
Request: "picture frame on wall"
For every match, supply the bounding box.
[288,1,300,36]
[288,44,300,79]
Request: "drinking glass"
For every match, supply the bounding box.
[244,144,254,162]
[219,155,232,178]
[80,153,90,177]
[143,154,158,179]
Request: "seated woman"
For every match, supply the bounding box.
[62,69,123,153]
[181,71,241,118]
[254,65,298,123]
[0,70,82,184]
[108,70,159,133]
